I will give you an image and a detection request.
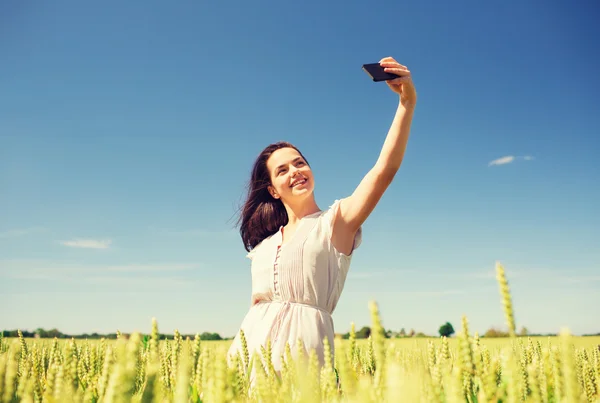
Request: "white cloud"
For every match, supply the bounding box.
[348,272,376,279]
[59,239,112,249]
[0,260,201,286]
[398,290,463,297]
[4,271,199,291]
[148,226,237,238]
[0,227,47,238]
[466,267,599,285]
[348,269,416,279]
[562,275,600,284]
[78,276,194,288]
[345,289,464,298]
[488,156,515,166]
[104,263,198,272]
[488,155,534,167]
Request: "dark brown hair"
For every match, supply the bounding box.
[238,141,309,252]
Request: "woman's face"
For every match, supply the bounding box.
[266,147,314,204]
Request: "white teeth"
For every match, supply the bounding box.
[291,177,306,187]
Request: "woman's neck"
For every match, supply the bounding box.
[283,198,321,227]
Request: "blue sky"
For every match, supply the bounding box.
[1,0,599,337]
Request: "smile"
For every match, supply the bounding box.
[290,176,307,188]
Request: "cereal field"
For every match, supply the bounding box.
[0,262,598,402]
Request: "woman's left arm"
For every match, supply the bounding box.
[333,57,417,252]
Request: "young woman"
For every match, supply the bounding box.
[227,56,417,376]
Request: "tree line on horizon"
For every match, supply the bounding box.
[0,328,227,341]
[3,322,598,340]
[338,321,598,339]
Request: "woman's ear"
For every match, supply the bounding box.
[268,185,280,199]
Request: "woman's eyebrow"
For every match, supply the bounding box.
[275,157,302,171]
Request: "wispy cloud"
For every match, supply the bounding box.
[148,226,237,238]
[467,267,550,280]
[466,267,599,285]
[0,227,47,238]
[488,155,534,167]
[104,263,198,272]
[71,276,194,288]
[0,261,199,279]
[59,239,112,249]
[561,275,600,284]
[0,260,203,292]
[348,272,376,279]
[346,289,465,298]
[398,290,463,297]
[4,272,199,291]
[348,269,416,279]
[488,156,515,166]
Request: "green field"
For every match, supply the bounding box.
[1,263,598,402]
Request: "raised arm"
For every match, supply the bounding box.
[332,57,417,255]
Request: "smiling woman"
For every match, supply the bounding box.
[237,143,317,253]
[227,56,417,383]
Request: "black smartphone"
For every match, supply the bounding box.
[362,63,398,82]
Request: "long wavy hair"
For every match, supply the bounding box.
[238,141,309,252]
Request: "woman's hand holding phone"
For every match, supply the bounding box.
[378,57,417,109]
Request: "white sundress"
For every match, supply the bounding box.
[227,199,362,374]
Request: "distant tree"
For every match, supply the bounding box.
[438,322,455,337]
[35,328,47,338]
[519,326,529,336]
[48,329,62,338]
[200,332,222,341]
[399,328,406,337]
[356,326,371,339]
[484,327,509,338]
[408,329,416,337]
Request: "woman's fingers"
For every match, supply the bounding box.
[382,64,409,73]
[379,56,397,64]
[377,57,415,101]
[383,67,411,76]
[379,58,407,69]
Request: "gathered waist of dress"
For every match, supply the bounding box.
[255,299,332,318]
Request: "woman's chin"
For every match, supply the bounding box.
[291,185,313,198]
